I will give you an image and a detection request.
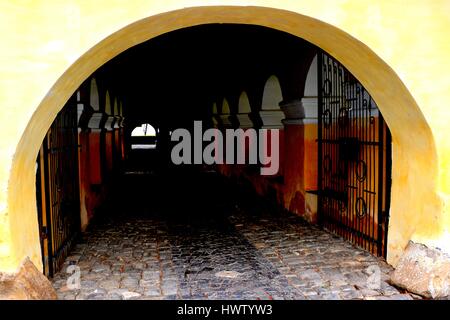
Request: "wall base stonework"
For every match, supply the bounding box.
[0,258,57,300]
[390,241,450,298]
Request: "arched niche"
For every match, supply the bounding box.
[113,98,119,116]
[105,91,112,115]
[89,78,100,111]
[260,75,285,128]
[131,123,156,137]
[103,91,114,130]
[130,123,157,150]
[211,102,220,128]
[301,55,319,121]
[237,91,253,128]
[220,98,232,127]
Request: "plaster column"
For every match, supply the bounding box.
[236,93,255,177]
[211,102,222,129]
[219,98,233,129]
[236,114,253,129]
[103,115,115,173]
[113,116,122,170]
[259,99,285,179]
[295,54,320,223]
[279,99,304,217]
[87,112,106,188]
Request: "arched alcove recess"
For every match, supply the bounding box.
[237,92,253,129]
[113,98,119,116]
[131,123,157,137]
[6,6,439,272]
[211,102,220,128]
[260,75,284,128]
[130,123,157,150]
[261,76,283,111]
[220,98,232,128]
[303,55,318,100]
[238,92,251,113]
[90,78,100,112]
[105,91,112,115]
[221,98,231,114]
[302,54,319,190]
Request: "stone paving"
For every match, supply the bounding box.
[228,209,415,300]
[52,171,417,300]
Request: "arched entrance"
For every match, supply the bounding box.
[4,6,439,277]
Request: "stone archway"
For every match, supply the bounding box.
[3,6,441,276]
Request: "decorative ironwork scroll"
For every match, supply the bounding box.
[318,51,392,257]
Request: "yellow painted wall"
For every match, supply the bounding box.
[0,0,449,272]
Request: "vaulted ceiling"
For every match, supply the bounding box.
[94,24,317,129]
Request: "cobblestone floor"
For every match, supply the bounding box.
[52,171,416,300]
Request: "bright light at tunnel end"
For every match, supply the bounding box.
[170,121,280,176]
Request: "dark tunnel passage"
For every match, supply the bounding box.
[35,24,405,300]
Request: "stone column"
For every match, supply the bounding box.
[219,113,233,129]
[236,112,254,129]
[259,100,285,177]
[259,108,285,130]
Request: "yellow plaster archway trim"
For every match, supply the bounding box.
[6,6,441,271]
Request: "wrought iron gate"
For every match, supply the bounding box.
[317,51,392,257]
[37,98,80,277]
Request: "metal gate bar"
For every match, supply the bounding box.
[36,98,80,277]
[317,51,391,257]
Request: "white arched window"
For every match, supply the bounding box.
[219,98,232,127]
[237,91,253,128]
[131,123,157,149]
[90,78,100,111]
[259,75,284,128]
[261,75,283,111]
[131,123,156,137]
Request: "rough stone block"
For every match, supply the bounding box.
[390,241,450,298]
[0,258,57,300]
